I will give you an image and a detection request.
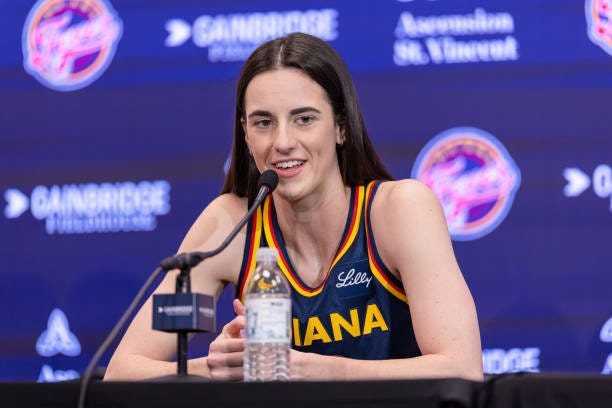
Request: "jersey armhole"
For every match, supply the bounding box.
[365,181,408,303]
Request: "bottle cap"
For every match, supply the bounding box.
[256,247,279,264]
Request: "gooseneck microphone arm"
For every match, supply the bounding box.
[159,170,279,271]
[77,170,278,408]
[159,169,279,377]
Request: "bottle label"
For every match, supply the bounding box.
[245,298,291,343]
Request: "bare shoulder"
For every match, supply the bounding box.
[180,193,248,250]
[176,193,249,288]
[371,179,449,276]
[202,193,248,219]
[373,179,442,217]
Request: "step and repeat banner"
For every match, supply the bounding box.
[0,0,611,381]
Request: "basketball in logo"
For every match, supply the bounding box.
[411,127,521,241]
[22,0,123,91]
[586,0,612,56]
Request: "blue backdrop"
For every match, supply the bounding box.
[1,0,611,381]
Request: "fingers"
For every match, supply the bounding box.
[207,348,243,369]
[205,301,248,381]
[221,315,245,338]
[207,352,244,381]
[208,337,244,381]
[233,298,245,316]
[209,337,244,354]
[208,365,244,381]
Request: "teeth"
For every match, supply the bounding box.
[275,160,303,169]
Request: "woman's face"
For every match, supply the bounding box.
[242,68,344,203]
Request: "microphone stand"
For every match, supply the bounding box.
[77,170,279,408]
[176,265,194,376]
[152,174,278,376]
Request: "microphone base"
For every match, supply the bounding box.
[144,374,209,382]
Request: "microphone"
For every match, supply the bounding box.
[159,169,279,271]
[77,169,279,408]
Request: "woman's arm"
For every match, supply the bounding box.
[103,194,247,381]
[291,180,483,381]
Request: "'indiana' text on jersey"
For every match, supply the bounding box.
[237,181,421,359]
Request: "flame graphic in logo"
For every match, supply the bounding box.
[22,0,123,91]
[411,127,521,241]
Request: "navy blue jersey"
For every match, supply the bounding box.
[237,181,421,359]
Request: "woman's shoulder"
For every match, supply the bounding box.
[177,192,248,259]
[182,193,249,245]
[177,193,250,287]
[374,178,438,206]
[207,192,249,215]
[369,179,450,275]
[370,178,446,232]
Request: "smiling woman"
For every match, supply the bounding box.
[241,68,344,204]
[104,32,483,382]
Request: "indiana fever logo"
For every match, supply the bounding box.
[411,127,521,241]
[586,0,612,55]
[22,0,122,91]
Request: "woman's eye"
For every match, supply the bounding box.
[255,119,272,128]
[296,116,314,125]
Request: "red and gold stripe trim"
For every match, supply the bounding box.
[364,182,408,303]
[238,204,263,302]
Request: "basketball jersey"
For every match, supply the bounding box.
[236,181,421,359]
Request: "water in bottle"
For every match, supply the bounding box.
[243,247,291,381]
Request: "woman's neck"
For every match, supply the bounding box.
[273,181,351,287]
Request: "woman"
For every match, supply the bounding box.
[104,33,483,381]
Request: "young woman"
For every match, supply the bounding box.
[104,33,483,382]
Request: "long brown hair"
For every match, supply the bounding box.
[222,33,393,203]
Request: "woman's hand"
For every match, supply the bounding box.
[206,299,246,381]
[289,348,348,381]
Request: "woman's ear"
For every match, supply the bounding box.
[335,123,345,146]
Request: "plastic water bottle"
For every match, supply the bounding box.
[243,247,291,381]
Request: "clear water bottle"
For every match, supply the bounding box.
[243,247,291,381]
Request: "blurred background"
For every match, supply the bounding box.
[1,0,611,381]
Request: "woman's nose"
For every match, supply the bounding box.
[273,122,297,153]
